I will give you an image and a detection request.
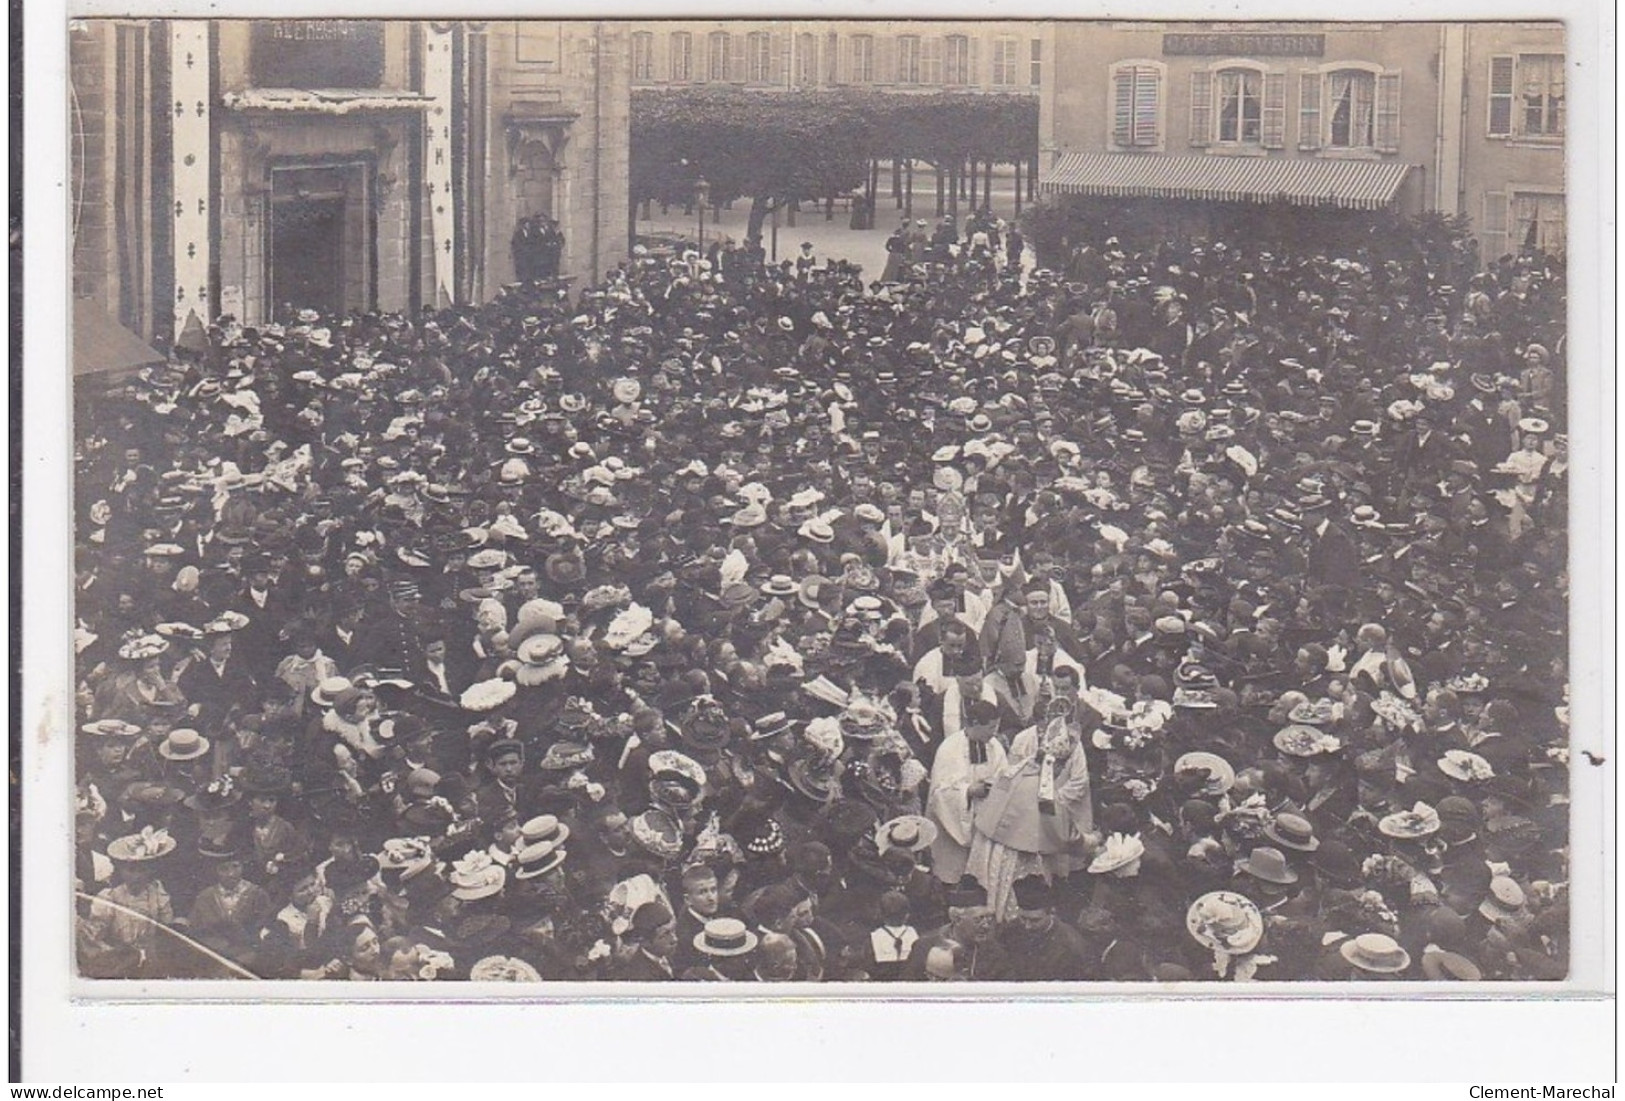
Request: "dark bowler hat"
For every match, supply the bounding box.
[943,875,988,909]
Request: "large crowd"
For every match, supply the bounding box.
[73,211,1570,983]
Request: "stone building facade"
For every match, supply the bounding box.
[626,19,1044,97]
[1455,23,1567,262]
[1037,20,1566,259]
[70,18,629,350]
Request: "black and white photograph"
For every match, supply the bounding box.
[58,13,1595,999]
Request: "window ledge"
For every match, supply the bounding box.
[1500,136,1565,149]
[1204,145,1270,157]
[1312,148,1387,161]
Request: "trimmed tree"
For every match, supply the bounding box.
[631,88,873,245]
[631,88,1039,241]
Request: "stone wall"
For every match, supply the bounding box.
[484,21,631,297]
[70,23,112,307]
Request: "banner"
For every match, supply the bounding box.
[171,20,212,341]
[423,24,457,308]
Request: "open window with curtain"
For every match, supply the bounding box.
[1520,54,1565,136]
[1512,191,1565,256]
[1216,68,1262,144]
[1326,69,1376,148]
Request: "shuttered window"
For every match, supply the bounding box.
[1261,71,1286,148]
[921,35,943,85]
[707,31,730,82]
[851,34,874,84]
[944,35,970,85]
[896,35,921,84]
[1298,70,1322,149]
[795,32,817,88]
[875,33,897,85]
[1302,66,1399,151]
[1189,69,1212,147]
[745,31,771,84]
[631,32,654,82]
[669,33,692,83]
[1112,62,1162,149]
[1195,66,1283,148]
[1480,190,1507,260]
[1487,55,1515,136]
[1375,70,1401,152]
[992,37,1020,85]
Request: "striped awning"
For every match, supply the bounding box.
[1040,154,1412,211]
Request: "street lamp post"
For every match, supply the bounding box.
[694,176,710,251]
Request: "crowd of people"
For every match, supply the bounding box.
[882,209,1026,282]
[73,213,1570,984]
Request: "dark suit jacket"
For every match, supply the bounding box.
[230,586,296,672]
[179,656,261,724]
[413,657,470,703]
[998,916,1096,982]
[246,816,310,875]
[1306,519,1361,588]
[468,778,544,827]
[612,949,675,981]
[321,627,366,675]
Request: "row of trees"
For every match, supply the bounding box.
[630,88,1039,243]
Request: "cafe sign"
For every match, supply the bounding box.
[1163,32,1326,57]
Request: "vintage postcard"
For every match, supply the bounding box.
[63,13,1588,992]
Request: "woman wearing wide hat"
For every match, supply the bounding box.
[95,633,187,727]
[84,828,177,979]
[77,719,147,809]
